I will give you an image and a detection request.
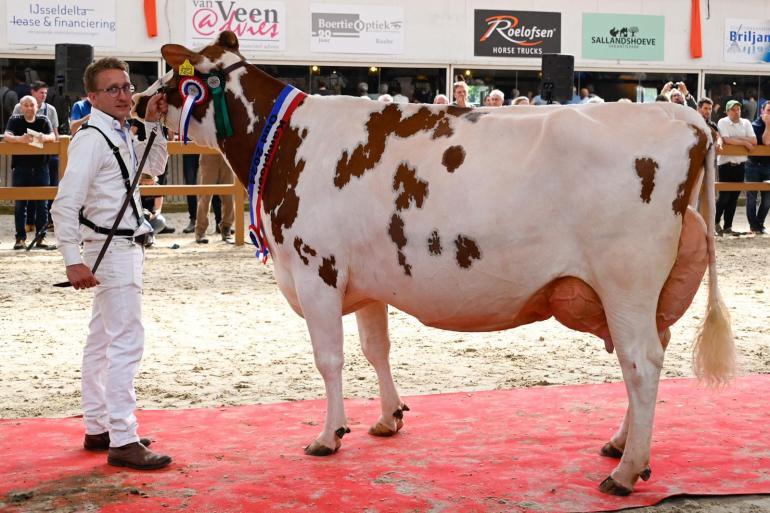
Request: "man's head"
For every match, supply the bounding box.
[726,99,742,122]
[579,87,589,99]
[760,101,770,121]
[85,57,133,122]
[30,81,48,106]
[19,95,38,120]
[453,81,468,106]
[670,89,685,105]
[433,94,448,105]
[697,97,713,121]
[487,89,504,107]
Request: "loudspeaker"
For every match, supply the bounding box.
[55,44,93,97]
[540,54,574,104]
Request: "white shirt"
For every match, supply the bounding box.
[717,116,754,166]
[51,107,168,266]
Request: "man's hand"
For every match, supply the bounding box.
[677,82,689,97]
[144,93,168,122]
[66,264,100,289]
[744,140,755,150]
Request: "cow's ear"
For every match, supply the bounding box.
[162,44,201,69]
[216,31,239,51]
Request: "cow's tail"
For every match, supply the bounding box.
[693,138,736,385]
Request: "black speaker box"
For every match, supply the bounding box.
[55,44,93,97]
[541,54,574,103]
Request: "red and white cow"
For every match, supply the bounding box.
[134,32,735,495]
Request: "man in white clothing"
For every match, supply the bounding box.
[51,57,172,470]
[716,99,756,235]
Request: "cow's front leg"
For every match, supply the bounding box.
[296,282,348,456]
[355,301,408,437]
[600,300,664,495]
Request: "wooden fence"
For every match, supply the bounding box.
[2,138,770,247]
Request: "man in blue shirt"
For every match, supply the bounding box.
[747,101,770,235]
[69,97,92,134]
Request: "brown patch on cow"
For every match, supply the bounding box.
[634,158,658,204]
[261,125,307,244]
[428,230,442,255]
[447,106,472,117]
[442,145,466,173]
[464,111,488,123]
[672,125,708,216]
[393,163,429,211]
[335,104,453,189]
[454,235,481,269]
[301,128,308,139]
[388,213,412,276]
[293,237,317,265]
[318,255,338,288]
[432,117,453,139]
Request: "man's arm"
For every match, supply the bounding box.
[3,117,31,143]
[69,115,90,134]
[136,94,169,177]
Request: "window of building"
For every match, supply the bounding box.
[452,68,541,106]
[704,73,766,121]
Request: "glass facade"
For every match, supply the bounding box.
[704,73,770,121]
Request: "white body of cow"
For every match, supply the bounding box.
[134,32,735,495]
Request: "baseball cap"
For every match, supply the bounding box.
[726,99,742,111]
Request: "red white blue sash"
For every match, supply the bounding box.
[248,85,306,263]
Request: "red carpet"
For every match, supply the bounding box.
[1,375,769,512]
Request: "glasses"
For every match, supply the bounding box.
[95,84,135,97]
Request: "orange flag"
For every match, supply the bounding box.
[691,0,702,58]
[144,0,158,38]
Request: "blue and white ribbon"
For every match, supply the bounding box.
[178,76,207,145]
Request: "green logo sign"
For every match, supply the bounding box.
[582,13,664,61]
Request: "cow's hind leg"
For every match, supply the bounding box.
[355,301,408,437]
[599,298,664,495]
[295,279,349,456]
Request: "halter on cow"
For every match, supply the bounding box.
[133,31,735,496]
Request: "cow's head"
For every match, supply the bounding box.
[132,31,245,148]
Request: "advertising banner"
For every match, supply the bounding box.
[310,4,404,54]
[474,10,560,58]
[724,19,770,63]
[582,13,664,61]
[6,0,117,47]
[186,0,285,51]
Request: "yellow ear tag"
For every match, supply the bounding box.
[179,59,195,77]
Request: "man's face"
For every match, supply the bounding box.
[762,103,770,121]
[88,69,133,122]
[20,98,37,119]
[580,88,589,98]
[727,104,741,122]
[454,85,467,104]
[488,95,503,107]
[31,87,47,105]
[670,92,685,105]
[698,103,713,121]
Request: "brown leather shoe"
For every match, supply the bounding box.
[84,432,152,451]
[107,442,172,470]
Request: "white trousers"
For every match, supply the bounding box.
[81,238,144,448]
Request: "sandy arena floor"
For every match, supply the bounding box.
[1,208,768,512]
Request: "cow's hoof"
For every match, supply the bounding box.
[600,442,624,459]
[304,439,340,456]
[639,466,652,481]
[368,419,404,437]
[599,476,633,496]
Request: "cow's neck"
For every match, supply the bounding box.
[218,65,285,188]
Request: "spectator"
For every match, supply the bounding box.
[617,98,633,103]
[316,80,332,96]
[655,94,670,102]
[452,81,469,108]
[744,89,758,121]
[3,95,56,250]
[69,96,92,134]
[746,101,770,235]
[195,154,235,244]
[13,81,60,230]
[390,82,408,104]
[716,99,754,236]
[661,82,696,109]
[433,94,449,105]
[509,88,520,105]
[697,97,723,150]
[486,89,504,107]
[512,96,530,105]
[579,87,591,103]
[377,94,393,103]
[139,173,174,247]
[357,82,370,98]
[1,77,19,132]
[12,72,30,99]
